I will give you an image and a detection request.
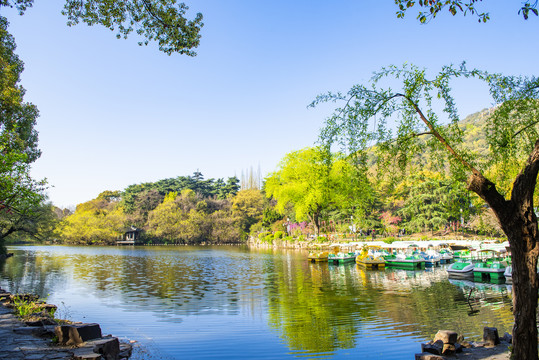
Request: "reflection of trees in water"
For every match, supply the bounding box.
[0,247,515,352]
[266,262,378,355]
[267,261,514,354]
[1,246,269,319]
[0,250,69,297]
[67,247,269,317]
[358,267,514,341]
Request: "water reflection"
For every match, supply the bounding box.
[0,246,515,360]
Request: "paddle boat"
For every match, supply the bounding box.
[328,245,356,265]
[384,252,425,270]
[308,249,329,262]
[438,244,454,264]
[503,265,539,284]
[419,249,441,267]
[447,259,475,278]
[473,250,508,282]
[453,248,474,260]
[356,246,386,269]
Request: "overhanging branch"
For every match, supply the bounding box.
[395,92,481,176]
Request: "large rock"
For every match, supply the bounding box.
[70,337,122,360]
[502,332,513,344]
[442,343,456,356]
[55,323,102,345]
[421,340,443,355]
[433,330,458,345]
[415,353,446,360]
[119,342,133,359]
[483,327,500,346]
[92,337,120,360]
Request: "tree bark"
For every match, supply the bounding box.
[309,211,321,238]
[467,140,539,360]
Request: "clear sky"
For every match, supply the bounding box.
[3,1,538,208]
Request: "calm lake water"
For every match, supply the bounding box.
[0,245,514,359]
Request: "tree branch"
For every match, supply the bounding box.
[141,0,171,28]
[513,119,539,139]
[395,92,482,176]
[512,140,539,208]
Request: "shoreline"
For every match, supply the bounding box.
[0,286,132,360]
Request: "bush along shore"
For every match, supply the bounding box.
[0,287,133,360]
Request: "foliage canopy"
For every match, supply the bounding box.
[1,0,204,56]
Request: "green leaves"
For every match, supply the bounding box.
[519,3,539,20]
[0,0,34,15]
[265,147,370,235]
[60,0,204,56]
[316,63,473,176]
[394,0,538,23]
[314,62,539,184]
[0,15,47,241]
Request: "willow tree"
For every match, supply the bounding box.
[311,63,539,359]
[265,147,368,237]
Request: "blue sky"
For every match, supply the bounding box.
[3,1,538,208]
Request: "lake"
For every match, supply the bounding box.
[0,245,514,359]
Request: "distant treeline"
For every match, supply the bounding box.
[4,110,508,246]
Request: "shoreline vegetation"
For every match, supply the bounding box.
[2,110,509,250]
[0,284,133,360]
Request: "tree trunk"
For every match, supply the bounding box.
[309,212,321,238]
[510,241,538,360]
[467,140,539,360]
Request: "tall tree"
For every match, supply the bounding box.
[312,63,539,359]
[0,15,46,245]
[265,147,365,236]
[398,172,471,233]
[231,189,264,233]
[2,0,204,243]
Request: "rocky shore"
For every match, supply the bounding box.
[0,287,132,360]
[416,329,511,360]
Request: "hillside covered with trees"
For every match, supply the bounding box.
[2,108,510,247]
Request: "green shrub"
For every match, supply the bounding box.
[249,221,263,236]
[12,295,55,319]
[274,231,284,239]
[384,237,397,244]
[264,234,274,244]
[262,208,282,227]
[316,236,327,243]
[258,231,270,240]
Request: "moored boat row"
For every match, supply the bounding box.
[307,241,458,270]
[308,240,510,278]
